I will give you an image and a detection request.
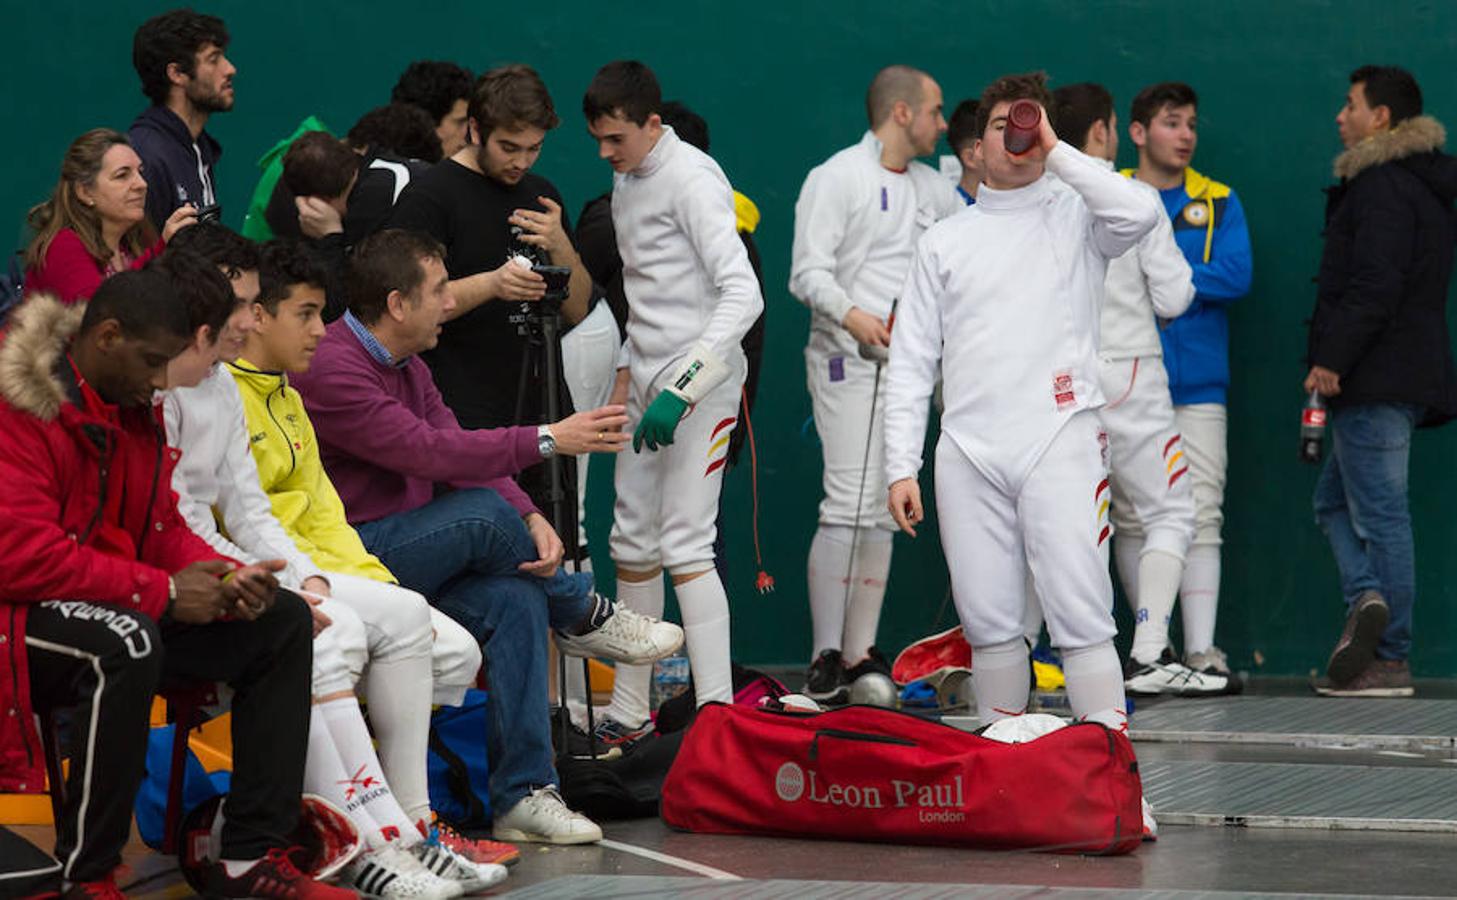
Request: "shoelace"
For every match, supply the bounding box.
[605,606,654,643]
[527,788,579,824]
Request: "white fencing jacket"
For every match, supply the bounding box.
[789,130,959,331]
[613,126,762,382]
[884,142,1162,494]
[163,364,324,588]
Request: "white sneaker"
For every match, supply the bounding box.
[493,786,603,845]
[1185,645,1230,676]
[1124,650,1230,696]
[348,844,464,899]
[1141,797,1159,841]
[413,838,508,893]
[555,600,684,665]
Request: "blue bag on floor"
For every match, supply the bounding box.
[133,723,231,849]
[426,689,492,828]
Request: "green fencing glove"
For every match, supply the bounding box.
[633,390,689,452]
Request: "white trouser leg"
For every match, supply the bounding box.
[309,598,367,698]
[1101,357,1196,560]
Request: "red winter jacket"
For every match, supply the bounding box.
[0,295,232,793]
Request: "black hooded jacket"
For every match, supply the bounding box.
[128,105,223,230]
[1309,115,1457,426]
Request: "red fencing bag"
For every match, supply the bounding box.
[660,702,1143,855]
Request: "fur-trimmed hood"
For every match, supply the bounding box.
[0,293,84,421]
[1334,115,1448,180]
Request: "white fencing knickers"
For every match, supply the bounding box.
[610,350,747,573]
[1100,356,1196,560]
[805,326,896,532]
[934,409,1118,651]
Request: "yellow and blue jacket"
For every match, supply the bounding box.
[1122,166,1252,404]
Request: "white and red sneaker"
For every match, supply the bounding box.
[891,625,972,685]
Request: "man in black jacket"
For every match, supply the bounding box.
[1308,65,1457,697]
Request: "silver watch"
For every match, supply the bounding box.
[537,425,557,459]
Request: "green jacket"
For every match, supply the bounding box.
[240,115,330,241]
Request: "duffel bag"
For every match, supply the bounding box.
[660,702,1142,854]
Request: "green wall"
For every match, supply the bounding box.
[5,1,1456,676]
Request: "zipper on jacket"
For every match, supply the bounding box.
[134,417,165,559]
[264,382,298,477]
[8,606,34,769]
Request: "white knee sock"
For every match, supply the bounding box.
[1130,551,1183,665]
[1113,535,1143,614]
[971,639,1029,723]
[359,652,434,825]
[308,701,418,851]
[1180,544,1221,655]
[807,525,852,657]
[1061,641,1127,732]
[675,571,733,706]
[841,528,893,663]
[604,575,664,727]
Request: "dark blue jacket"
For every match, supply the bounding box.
[128,105,222,230]
[1309,116,1457,426]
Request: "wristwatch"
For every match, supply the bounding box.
[537,424,557,459]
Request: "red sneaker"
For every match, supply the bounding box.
[891,626,972,685]
[203,848,357,898]
[61,876,125,899]
[431,820,519,867]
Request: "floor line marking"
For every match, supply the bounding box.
[1378,750,1426,759]
[598,838,743,881]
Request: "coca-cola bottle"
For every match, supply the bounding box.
[1299,390,1327,464]
[1004,100,1041,155]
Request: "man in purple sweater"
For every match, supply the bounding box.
[292,228,683,844]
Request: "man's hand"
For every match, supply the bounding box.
[489,258,547,302]
[299,575,331,598]
[519,513,564,578]
[551,406,630,455]
[608,368,630,419]
[162,204,199,243]
[843,307,891,347]
[888,478,924,537]
[1304,365,1342,398]
[222,560,285,621]
[633,391,688,452]
[170,560,231,624]
[1036,103,1060,155]
[296,196,344,239]
[510,197,572,259]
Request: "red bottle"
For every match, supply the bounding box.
[1004,100,1041,155]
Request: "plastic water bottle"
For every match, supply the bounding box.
[1299,390,1327,464]
[650,654,691,711]
[1004,100,1041,155]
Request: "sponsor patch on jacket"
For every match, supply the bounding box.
[1053,370,1076,411]
[1181,201,1210,227]
[829,356,845,383]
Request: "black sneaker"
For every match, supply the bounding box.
[563,720,622,760]
[804,649,849,704]
[843,646,894,682]
[1326,591,1390,686]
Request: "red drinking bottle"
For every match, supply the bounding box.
[1004,100,1041,155]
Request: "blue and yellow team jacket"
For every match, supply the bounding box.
[1122,166,1252,405]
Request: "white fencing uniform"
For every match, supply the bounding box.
[884,142,1159,724]
[604,126,761,718]
[790,130,958,662]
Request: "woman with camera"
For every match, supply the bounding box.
[24,128,197,303]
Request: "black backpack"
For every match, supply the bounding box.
[556,726,687,821]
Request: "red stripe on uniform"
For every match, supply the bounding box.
[1095,478,1109,499]
[710,417,737,440]
[1163,435,1181,458]
[1098,525,1111,546]
[704,457,728,477]
[1168,466,1189,488]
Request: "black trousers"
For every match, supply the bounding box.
[25,591,312,882]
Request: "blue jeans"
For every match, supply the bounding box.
[355,488,594,814]
[1312,402,1420,660]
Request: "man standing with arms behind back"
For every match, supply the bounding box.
[129,9,235,230]
[1309,65,1457,697]
[1124,82,1252,679]
[789,65,959,703]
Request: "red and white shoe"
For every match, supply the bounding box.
[427,820,519,867]
[1141,797,1159,842]
[203,847,359,898]
[891,626,972,686]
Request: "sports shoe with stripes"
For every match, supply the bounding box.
[1124,649,1230,696]
[413,836,508,893]
[203,847,359,898]
[346,845,462,899]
